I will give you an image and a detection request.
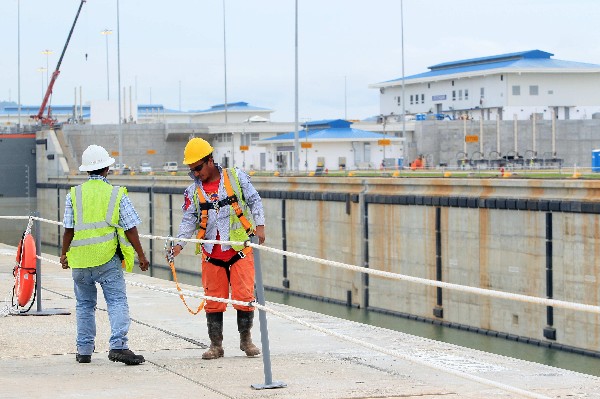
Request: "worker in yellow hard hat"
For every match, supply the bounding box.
[171,137,266,360]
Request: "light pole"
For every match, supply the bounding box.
[41,49,53,91]
[116,0,123,168]
[304,123,309,172]
[400,0,406,158]
[17,0,21,131]
[293,0,300,173]
[101,29,112,100]
[222,0,228,124]
[241,129,246,169]
[37,67,47,101]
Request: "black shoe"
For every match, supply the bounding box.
[108,349,145,365]
[76,354,91,363]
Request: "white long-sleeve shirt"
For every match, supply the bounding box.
[176,165,265,254]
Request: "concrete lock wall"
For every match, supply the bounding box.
[36,174,600,355]
[410,119,600,168]
[53,119,600,173]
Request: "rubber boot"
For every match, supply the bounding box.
[237,310,260,357]
[202,312,224,360]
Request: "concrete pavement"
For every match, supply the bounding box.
[1,243,599,399]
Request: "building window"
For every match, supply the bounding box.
[216,133,232,143]
[548,90,553,95]
[364,142,371,163]
[529,85,539,95]
[452,90,456,101]
[410,95,414,105]
[427,83,431,89]
[459,90,463,100]
[480,87,485,97]
[397,96,401,106]
[512,85,521,96]
[421,94,425,103]
[465,89,469,100]
[452,80,455,86]
[241,133,259,146]
[500,75,504,81]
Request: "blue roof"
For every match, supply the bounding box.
[379,50,600,84]
[428,50,553,70]
[190,101,272,113]
[262,127,393,142]
[0,105,90,115]
[0,102,273,116]
[303,119,352,130]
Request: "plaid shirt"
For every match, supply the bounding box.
[62,175,141,231]
[176,165,265,253]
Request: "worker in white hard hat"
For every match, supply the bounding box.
[60,144,149,365]
[171,138,265,360]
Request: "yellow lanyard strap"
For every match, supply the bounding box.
[166,238,205,315]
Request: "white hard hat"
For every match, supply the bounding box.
[79,145,115,172]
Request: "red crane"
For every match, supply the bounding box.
[32,0,86,126]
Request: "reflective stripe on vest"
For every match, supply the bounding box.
[192,168,254,253]
[67,180,134,270]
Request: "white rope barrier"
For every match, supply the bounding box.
[0,216,594,394]
[246,242,600,314]
[14,252,551,398]
[2,215,599,315]
[138,232,600,315]
[0,235,563,398]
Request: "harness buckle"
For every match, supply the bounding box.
[238,249,246,259]
[212,201,220,211]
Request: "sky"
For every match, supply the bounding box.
[1,0,600,122]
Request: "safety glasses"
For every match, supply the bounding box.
[189,161,207,173]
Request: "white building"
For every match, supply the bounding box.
[370,50,600,121]
[1,97,411,172]
[257,119,404,171]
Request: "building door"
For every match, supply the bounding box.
[260,152,266,170]
[276,153,290,171]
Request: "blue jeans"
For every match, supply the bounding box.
[72,254,130,355]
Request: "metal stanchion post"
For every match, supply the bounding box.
[250,235,286,390]
[34,212,42,312]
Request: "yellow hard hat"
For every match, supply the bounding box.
[183,138,214,165]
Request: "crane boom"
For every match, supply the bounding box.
[32,0,86,126]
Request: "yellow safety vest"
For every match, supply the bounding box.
[193,168,255,252]
[67,180,135,272]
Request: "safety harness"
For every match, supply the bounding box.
[195,169,254,275]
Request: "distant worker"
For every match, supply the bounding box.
[172,138,266,360]
[410,155,424,170]
[60,144,149,365]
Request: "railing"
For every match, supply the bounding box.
[2,213,599,397]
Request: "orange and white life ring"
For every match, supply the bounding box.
[14,234,37,307]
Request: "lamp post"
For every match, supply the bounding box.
[37,67,47,101]
[241,129,246,169]
[116,0,123,168]
[222,0,228,124]
[100,29,113,100]
[17,0,21,131]
[400,0,406,158]
[304,123,308,172]
[382,114,387,167]
[293,0,300,173]
[41,49,53,91]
